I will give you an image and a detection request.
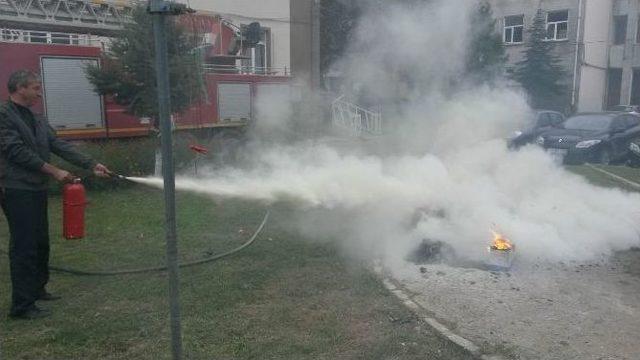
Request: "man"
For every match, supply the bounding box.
[0,70,111,319]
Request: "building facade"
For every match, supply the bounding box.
[290,0,320,87]
[488,0,635,112]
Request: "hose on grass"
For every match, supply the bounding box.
[0,211,269,277]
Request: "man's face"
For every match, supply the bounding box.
[16,80,42,107]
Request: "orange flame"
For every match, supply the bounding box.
[490,231,513,251]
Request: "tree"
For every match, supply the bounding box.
[512,8,567,110]
[465,1,507,84]
[86,6,203,121]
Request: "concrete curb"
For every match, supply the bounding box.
[373,264,506,360]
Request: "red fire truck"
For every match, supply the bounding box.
[0,13,291,139]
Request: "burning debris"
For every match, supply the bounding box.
[406,239,456,264]
[405,208,457,265]
[490,231,513,251]
[407,227,517,272]
[487,231,515,270]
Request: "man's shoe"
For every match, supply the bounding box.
[9,306,51,320]
[38,292,61,301]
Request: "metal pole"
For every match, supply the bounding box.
[311,0,321,88]
[571,0,584,110]
[149,1,182,359]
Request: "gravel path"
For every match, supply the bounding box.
[391,249,640,360]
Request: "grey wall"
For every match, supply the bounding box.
[291,0,313,84]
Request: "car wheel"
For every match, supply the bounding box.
[598,148,612,165]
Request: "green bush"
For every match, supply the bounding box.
[49,132,207,193]
[48,137,154,193]
[172,131,200,171]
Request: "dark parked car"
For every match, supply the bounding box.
[509,110,565,148]
[536,112,640,164]
[628,137,640,166]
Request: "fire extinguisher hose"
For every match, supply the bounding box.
[0,211,269,277]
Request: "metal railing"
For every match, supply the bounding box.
[202,63,290,76]
[331,95,383,137]
[0,0,135,32]
[0,28,105,46]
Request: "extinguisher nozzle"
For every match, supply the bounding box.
[110,173,128,180]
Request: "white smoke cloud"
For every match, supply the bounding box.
[135,138,640,263]
[138,0,640,266]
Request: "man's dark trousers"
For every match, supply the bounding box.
[0,188,50,315]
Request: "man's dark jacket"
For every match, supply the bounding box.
[0,102,95,190]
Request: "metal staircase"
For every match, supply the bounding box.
[0,0,137,33]
[331,95,382,137]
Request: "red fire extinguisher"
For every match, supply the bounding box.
[63,178,87,240]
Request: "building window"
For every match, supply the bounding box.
[631,69,640,105]
[546,10,568,41]
[613,15,628,45]
[636,14,640,43]
[504,15,524,44]
[607,68,623,108]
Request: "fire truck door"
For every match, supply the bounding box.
[218,83,251,122]
[41,57,103,130]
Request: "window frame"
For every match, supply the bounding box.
[613,15,628,45]
[503,15,524,44]
[607,68,624,108]
[545,10,569,41]
[637,14,640,43]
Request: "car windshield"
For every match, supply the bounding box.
[563,115,612,131]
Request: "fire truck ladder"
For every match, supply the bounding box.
[331,95,383,137]
[0,0,136,33]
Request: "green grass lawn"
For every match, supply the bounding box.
[566,164,640,192]
[0,185,473,360]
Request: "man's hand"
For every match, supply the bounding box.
[41,163,74,182]
[53,169,74,182]
[93,163,111,178]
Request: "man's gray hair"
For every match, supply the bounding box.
[7,70,39,94]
